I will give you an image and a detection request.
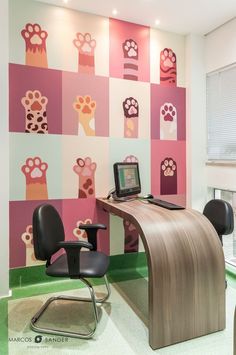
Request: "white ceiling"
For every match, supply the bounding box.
[36,0,236,35]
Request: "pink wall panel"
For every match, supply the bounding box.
[109,18,150,82]
[62,71,109,136]
[151,84,186,140]
[62,199,110,255]
[151,140,186,196]
[9,200,62,268]
[9,64,62,134]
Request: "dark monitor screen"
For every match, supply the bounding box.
[113,162,141,198]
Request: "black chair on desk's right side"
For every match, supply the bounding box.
[203,199,234,245]
[31,203,110,339]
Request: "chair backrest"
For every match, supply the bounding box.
[33,204,65,261]
[203,199,234,237]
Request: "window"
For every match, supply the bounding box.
[206,65,236,160]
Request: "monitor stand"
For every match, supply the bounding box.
[111,192,137,202]
[113,196,136,202]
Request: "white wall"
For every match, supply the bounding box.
[185,34,207,211]
[206,18,236,73]
[0,0,10,298]
[205,18,236,191]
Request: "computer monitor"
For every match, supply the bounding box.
[113,162,141,198]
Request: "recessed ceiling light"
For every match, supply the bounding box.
[155,19,160,26]
[112,9,118,16]
[63,0,68,4]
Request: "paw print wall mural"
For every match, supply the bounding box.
[73,32,96,74]
[73,95,96,136]
[21,225,42,266]
[21,90,48,133]
[160,48,177,87]
[21,23,48,68]
[73,157,97,198]
[123,97,139,138]
[160,103,177,140]
[123,220,139,253]
[124,155,138,163]
[122,39,139,80]
[21,157,48,200]
[123,155,139,253]
[160,157,177,195]
[73,218,92,244]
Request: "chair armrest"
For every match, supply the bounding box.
[58,240,93,250]
[58,240,93,278]
[79,223,107,230]
[79,223,107,251]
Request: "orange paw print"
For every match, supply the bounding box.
[73,95,96,136]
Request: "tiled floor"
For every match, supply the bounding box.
[5,276,236,355]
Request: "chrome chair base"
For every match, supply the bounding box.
[30,275,110,339]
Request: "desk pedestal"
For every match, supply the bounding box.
[96,198,225,350]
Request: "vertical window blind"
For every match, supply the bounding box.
[207,65,236,160]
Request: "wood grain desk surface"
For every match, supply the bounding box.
[96,197,226,350]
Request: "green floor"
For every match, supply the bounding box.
[0,253,148,355]
[1,259,236,355]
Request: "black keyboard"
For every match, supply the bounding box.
[147,198,185,210]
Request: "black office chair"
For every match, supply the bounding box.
[203,199,234,244]
[31,203,110,339]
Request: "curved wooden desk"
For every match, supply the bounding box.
[96,198,225,350]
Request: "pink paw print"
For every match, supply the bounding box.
[123,155,139,251]
[123,219,139,253]
[73,32,96,74]
[161,103,177,122]
[21,23,48,47]
[160,102,177,140]
[21,23,48,68]
[21,157,48,183]
[122,39,138,59]
[160,157,177,195]
[160,48,177,86]
[124,220,136,232]
[161,158,176,177]
[122,39,139,81]
[21,157,48,200]
[73,33,96,54]
[123,97,139,138]
[161,48,176,68]
[123,155,138,163]
[73,157,97,198]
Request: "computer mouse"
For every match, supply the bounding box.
[143,193,154,199]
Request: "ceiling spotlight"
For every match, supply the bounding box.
[63,0,68,3]
[112,9,118,16]
[155,19,160,26]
